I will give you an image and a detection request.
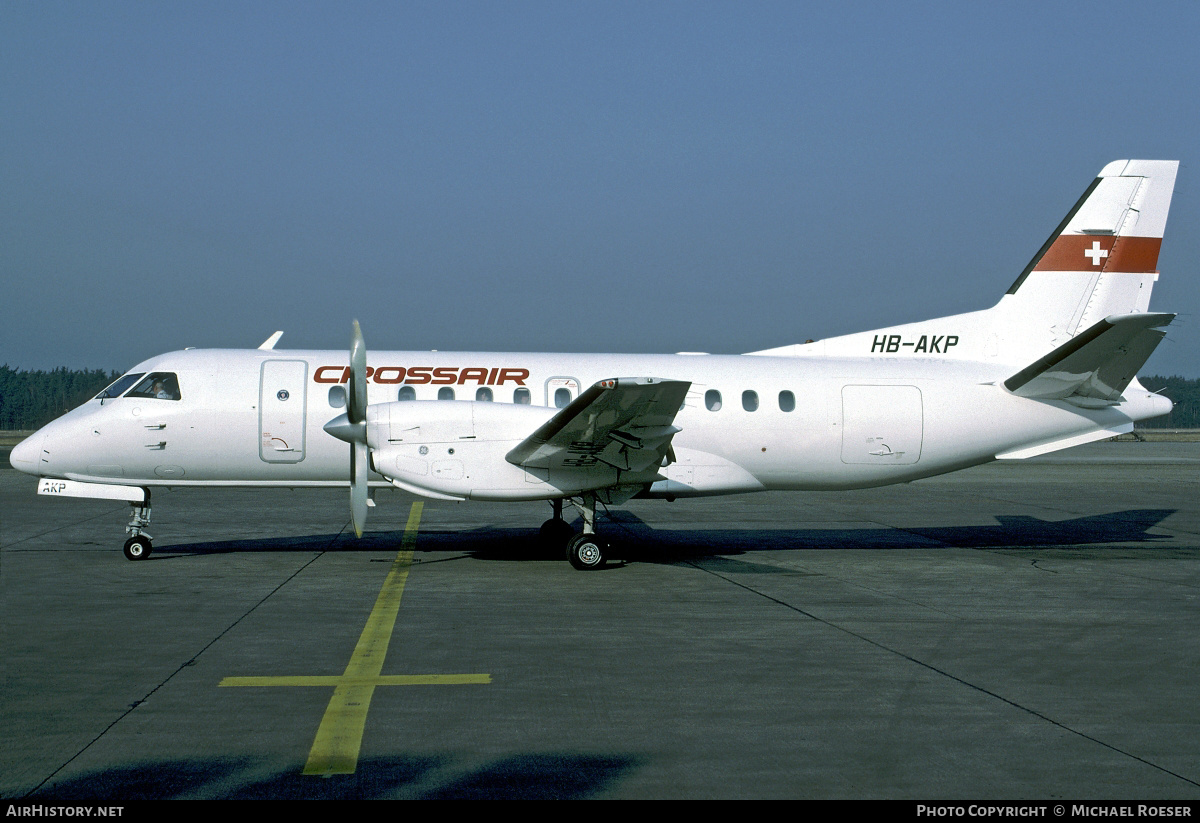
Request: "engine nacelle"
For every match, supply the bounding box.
[365,400,561,501]
[366,399,555,446]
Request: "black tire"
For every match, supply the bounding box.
[123,536,152,561]
[539,518,574,547]
[566,533,606,571]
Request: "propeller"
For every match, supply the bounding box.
[322,320,371,537]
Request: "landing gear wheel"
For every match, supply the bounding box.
[540,518,575,547]
[566,533,607,571]
[123,535,152,561]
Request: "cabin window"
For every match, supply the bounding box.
[126,372,181,401]
[328,386,347,408]
[554,387,572,409]
[438,387,455,401]
[742,390,759,412]
[476,387,493,402]
[705,390,722,411]
[95,372,146,400]
[514,387,531,405]
[398,386,416,401]
[779,390,795,412]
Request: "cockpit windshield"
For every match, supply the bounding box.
[94,372,146,400]
[126,372,182,401]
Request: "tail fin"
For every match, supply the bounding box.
[1000,160,1178,356]
[749,160,1179,365]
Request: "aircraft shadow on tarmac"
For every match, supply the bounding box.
[25,753,639,800]
[154,508,1177,564]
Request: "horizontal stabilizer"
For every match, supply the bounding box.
[1004,312,1173,404]
[506,377,690,474]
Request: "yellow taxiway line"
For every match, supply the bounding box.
[219,501,491,776]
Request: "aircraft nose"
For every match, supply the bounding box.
[9,431,45,476]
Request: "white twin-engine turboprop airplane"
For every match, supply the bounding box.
[10,160,1181,569]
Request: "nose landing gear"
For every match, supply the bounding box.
[123,534,152,561]
[123,493,153,561]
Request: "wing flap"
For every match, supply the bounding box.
[1004,312,1173,404]
[505,378,690,476]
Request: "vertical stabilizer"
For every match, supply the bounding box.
[1000,160,1178,357]
[749,160,1178,366]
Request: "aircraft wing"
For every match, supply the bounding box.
[505,378,691,473]
[1004,312,1174,404]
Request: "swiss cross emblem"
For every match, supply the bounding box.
[1085,240,1109,267]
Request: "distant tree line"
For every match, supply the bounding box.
[0,366,1198,431]
[0,366,118,430]
[1137,376,1200,428]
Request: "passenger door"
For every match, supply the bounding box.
[259,360,308,463]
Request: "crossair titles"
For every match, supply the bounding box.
[313,366,530,386]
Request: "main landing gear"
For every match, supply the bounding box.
[123,494,153,561]
[565,533,607,571]
[540,494,611,571]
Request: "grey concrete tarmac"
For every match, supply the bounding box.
[3,443,1199,800]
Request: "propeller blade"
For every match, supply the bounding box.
[349,319,367,425]
[335,320,370,538]
[351,440,369,538]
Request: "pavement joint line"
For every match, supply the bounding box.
[690,559,1200,790]
[1,502,130,549]
[20,520,343,799]
[218,501,492,777]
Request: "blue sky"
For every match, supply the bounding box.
[3,2,1198,375]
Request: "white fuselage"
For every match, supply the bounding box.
[12,346,1168,502]
[7,160,1181,568]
